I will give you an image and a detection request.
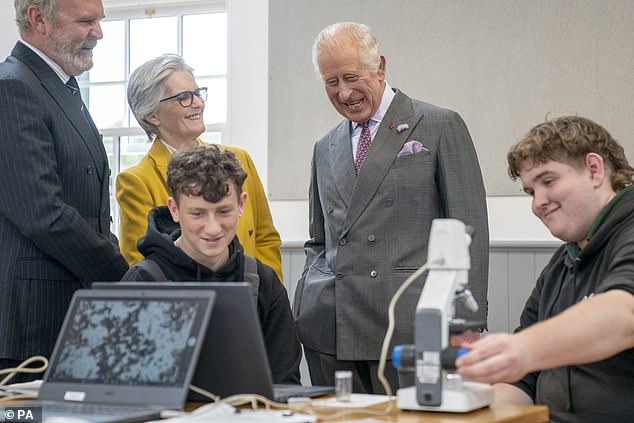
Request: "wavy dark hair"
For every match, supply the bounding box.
[167,145,247,203]
[508,116,633,191]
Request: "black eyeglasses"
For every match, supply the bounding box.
[159,87,208,107]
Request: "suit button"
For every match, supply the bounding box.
[367,234,376,242]
[338,238,347,246]
[370,270,377,278]
[86,165,94,174]
[385,199,393,207]
[336,272,344,280]
[327,205,334,214]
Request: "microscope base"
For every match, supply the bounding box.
[396,382,494,413]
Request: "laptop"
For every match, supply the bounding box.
[19,288,216,423]
[93,282,334,402]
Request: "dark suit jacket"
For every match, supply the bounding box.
[0,42,128,361]
[294,90,489,360]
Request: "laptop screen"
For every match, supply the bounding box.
[47,297,208,387]
[91,282,275,399]
[39,289,215,410]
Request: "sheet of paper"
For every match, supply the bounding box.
[153,403,317,423]
[311,394,391,408]
[1,380,42,397]
[336,420,387,423]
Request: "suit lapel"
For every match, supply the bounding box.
[11,42,107,180]
[341,90,423,236]
[328,121,356,209]
[148,139,171,185]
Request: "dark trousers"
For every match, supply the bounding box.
[304,347,413,394]
[0,358,41,384]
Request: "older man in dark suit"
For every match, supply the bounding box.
[0,0,128,380]
[293,22,489,394]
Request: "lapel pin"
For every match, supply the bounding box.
[389,120,395,129]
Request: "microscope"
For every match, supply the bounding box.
[393,219,494,412]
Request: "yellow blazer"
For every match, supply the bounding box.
[115,139,283,280]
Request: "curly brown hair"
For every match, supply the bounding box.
[508,116,634,191]
[167,145,247,203]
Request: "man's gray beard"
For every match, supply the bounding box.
[47,34,94,75]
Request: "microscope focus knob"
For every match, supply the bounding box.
[392,344,415,370]
[441,346,471,370]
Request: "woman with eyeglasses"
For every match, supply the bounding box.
[116,54,283,281]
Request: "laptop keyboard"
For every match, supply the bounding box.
[31,400,152,416]
[273,384,334,402]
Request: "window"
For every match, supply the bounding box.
[80,3,227,234]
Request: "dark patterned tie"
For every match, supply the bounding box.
[354,120,372,175]
[66,76,84,112]
[65,77,104,151]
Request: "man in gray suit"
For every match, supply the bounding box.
[294,22,489,394]
[0,0,128,380]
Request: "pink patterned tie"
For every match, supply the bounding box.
[354,121,372,175]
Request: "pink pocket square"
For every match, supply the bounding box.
[397,140,429,157]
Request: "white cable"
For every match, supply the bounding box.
[188,384,221,402]
[0,356,48,386]
[375,259,437,412]
[0,356,48,403]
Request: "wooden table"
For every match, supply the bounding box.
[321,403,548,422]
[4,397,547,422]
[188,400,548,423]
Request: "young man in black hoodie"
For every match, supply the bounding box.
[121,144,301,385]
[456,116,634,422]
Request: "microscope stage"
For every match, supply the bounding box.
[396,382,494,413]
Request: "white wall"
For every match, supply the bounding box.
[0,2,18,57]
[226,0,269,189]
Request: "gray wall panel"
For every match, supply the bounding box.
[488,252,510,333]
[508,252,538,331]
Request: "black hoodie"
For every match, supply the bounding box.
[122,206,301,384]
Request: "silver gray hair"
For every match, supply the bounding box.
[15,0,58,33]
[127,54,194,140]
[311,22,381,80]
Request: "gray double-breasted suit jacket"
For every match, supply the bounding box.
[0,42,128,361]
[294,90,489,361]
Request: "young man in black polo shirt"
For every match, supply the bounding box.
[456,116,634,422]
